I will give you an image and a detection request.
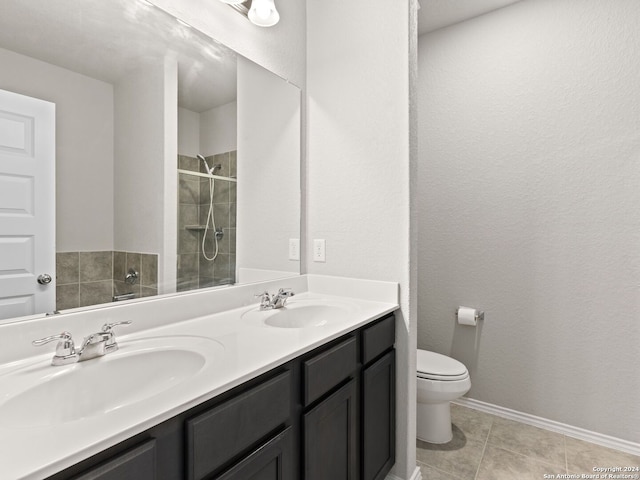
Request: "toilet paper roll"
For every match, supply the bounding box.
[457,306,478,326]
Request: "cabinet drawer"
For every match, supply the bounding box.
[362,315,395,365]
[216,427,294,480]
[186,370,291,480]
[304,336,357,406]
[72,439,156,480]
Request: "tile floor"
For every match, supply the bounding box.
[417,404,640,480]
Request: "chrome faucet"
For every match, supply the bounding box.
[32,331,77,366]
[255,288,295,310]
[32,321,131,366]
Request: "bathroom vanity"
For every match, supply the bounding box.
[0,275,398,480]
[47,314,395,480]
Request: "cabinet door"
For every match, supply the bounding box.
[71,439,156,480]
[216,427,293,480]
[304,379,358,480]
[362,350,395,480]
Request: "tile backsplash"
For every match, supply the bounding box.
[56,251,158,310]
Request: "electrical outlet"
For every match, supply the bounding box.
[313,239,326,262]
[289,238,300,261]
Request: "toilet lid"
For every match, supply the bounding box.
[417,350,468,381]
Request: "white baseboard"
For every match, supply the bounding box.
[454,397,640,457]
[386,465,422,480]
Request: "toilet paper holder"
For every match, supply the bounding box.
[455,307,484,322]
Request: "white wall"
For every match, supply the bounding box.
[200,101,237,156]
[236,57,300,279]
[114,57,178,292]
[178,103,237,158]
[0,47,114,252]
[418,0,640,443]
[178,107,200,157]
[307,1,417,478]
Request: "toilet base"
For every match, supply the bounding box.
[416,401,453,444]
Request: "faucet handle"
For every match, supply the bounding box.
[101,320,132,333]
[272,288,295,308]
[254,291,271,301]
[100,321,131,352]
[102,321,131,348]
[32,331,76,359]
[254,291,272,309]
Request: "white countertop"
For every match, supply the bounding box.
[0,275,398,479]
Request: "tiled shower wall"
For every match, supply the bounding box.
[177,152,237,292]
[56,251,158,310]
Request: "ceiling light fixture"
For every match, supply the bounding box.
[219,0,280,27]
[248,0,279,27]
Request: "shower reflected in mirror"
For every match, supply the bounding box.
[177,151,237,292]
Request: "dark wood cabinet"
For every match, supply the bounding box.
[50,313,396,480]
[362,350,396,480]
[186,371,291,480]
[304,379,359,480]
[303,336,357,406]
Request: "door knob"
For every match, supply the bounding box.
[37,273,52,285]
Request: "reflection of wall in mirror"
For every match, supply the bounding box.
[114,57,178,295]
[236,57,300,283]
[0,46,175,305]
[201,102,237,156]
[178,102,237,157]
[0,46,114,253]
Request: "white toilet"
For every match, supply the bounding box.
[416,349,471,444]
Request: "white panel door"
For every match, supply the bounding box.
[0,89,55,321]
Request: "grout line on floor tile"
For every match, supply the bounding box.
[485,442,568,472]
[564,434,569,474]
[474,417,493,480]
[490,443,567,469]
[416,459,465,480]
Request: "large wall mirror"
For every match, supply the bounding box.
[0,0,301,323]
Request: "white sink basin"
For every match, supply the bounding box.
[242,299,360,328]
[0,336,223,428]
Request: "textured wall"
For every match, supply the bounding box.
[307,0,416,477]
[418,0,640,442]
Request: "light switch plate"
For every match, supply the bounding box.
[313,239,326,262]
[288,238,300,261]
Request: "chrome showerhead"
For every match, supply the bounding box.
[196,154,210,173]
[197,154,222,175]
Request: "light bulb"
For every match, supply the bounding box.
[256,4,271,19]
[248,0,279,27]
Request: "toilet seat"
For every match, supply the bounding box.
[417,350,469,381]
